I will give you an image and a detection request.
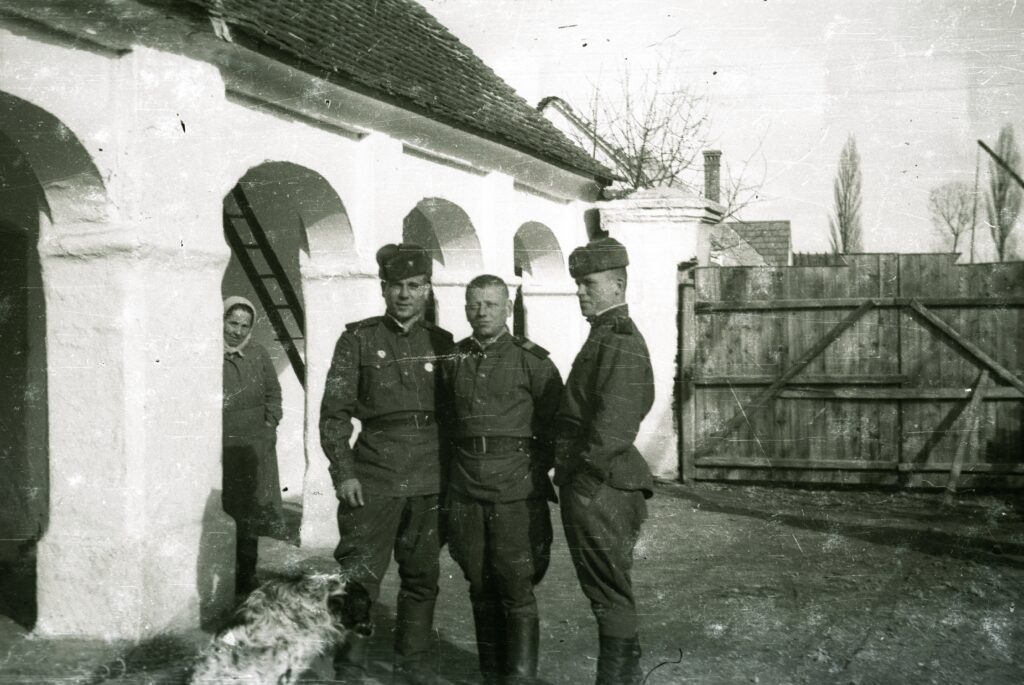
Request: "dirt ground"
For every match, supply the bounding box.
[2,481,1023,684]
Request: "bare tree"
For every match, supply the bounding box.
[543,60,765,219]
[829,134,864,254]
[985,124,1022,261]
[928,181,974,254]
[718,134,769,222]
[574,61,709,191]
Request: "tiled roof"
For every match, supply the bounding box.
[725,221,792,266]
[708,224,767,267]
[182,0,612,182]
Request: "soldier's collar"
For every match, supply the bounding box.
[470,328,511,351]
[590,302,629,324]
[385,313,420,335]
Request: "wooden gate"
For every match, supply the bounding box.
[678,254,1024,488]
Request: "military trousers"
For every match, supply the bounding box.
[447,490,553,618]
[560,474,647,639]
[334,492,442,605]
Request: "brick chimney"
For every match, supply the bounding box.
[703,149,721,203]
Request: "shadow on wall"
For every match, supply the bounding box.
[0,218,48,631]
[0,540,36,629]
[196,489,236,632]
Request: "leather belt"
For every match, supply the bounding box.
[456,436,529,454]
[363,412,435,429]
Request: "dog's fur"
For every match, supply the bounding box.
[190,573,372,684]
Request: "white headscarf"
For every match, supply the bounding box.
[223,295,256,356]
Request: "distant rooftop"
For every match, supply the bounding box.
[183,0,613,182]
[725,221,792,266]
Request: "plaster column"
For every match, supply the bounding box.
[34,46,237,639]
[478,171,515,274]
[598,188,722,480]
[34,232,235,639]
[300,265,382,548]
[520,283,582,376]
[432,278,473,341]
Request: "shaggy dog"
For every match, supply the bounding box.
[190,573,372,684]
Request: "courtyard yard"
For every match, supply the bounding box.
[2,481,1022,684]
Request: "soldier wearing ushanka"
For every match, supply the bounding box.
[555,236,655,685]
[319,243,454,685]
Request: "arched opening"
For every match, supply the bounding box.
[403,198,482,328]
[513,221,566,337]
[221,162,355,544]
[0,91,108,630]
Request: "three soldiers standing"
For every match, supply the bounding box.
[319,237,654,685]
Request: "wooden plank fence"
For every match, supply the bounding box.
[678,253,1024,489]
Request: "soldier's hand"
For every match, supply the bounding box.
[337,478,365,508]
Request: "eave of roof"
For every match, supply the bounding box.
[180,0,613,184]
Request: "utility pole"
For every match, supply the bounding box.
[970,146,979,263]
[978,139,1024,190]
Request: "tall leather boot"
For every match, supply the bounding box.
[596,634,642,685]
[235,534,259,596]
[394,597,445,685]
[334,631,371,680]
[473,603,505,684]
[504,615,539,685]
[621,635,643,685]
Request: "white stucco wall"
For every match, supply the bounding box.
[600,188,723,480]
[0,22,600,637]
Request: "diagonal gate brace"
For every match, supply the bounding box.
[694,299,877,458]
[908,299,1024,395]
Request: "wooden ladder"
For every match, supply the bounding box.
[223,185,306,388]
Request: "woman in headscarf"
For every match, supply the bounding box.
[222,296,283,595]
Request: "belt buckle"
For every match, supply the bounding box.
[474,435,487,453]
[414,414,429,429]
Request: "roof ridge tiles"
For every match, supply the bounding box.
[182,0,609,181]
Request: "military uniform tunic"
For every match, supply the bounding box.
[555,304,654,639]
[319,315,454,607]
[441,331,563,619]
[444,332,562,502]
[320,315,453,496]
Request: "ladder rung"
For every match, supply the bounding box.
[257,273,277,279]
[224,212,244,219]
[240,242,261,249]
[271,304,295,310]
[276,337,305,342]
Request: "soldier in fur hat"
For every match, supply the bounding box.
[555,237,655,685]
[320,243,454,685]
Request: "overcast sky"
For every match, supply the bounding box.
[421,0,1024,258]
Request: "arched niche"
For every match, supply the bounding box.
[512,221,570,345]
[514,221,566,284]
[220,161,356,533]
[236,162,356,264]
[222,161,357,374]
[0,91,110,630]
[403,197,483,276]
[0,92,109,231]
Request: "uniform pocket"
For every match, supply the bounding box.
[487,361,521,395]
[570,471,603,507]
[359,359,399,405]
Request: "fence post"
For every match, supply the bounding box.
[678,261,698,482]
